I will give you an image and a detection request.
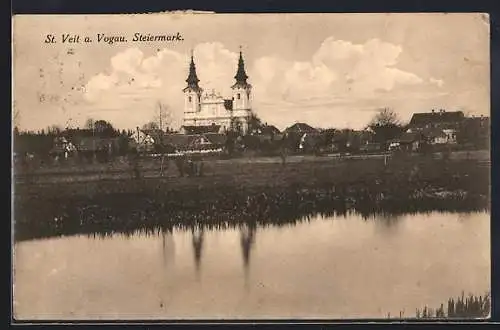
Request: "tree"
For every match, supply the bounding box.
[84,118,95,130]
[369,107,401,127]
[142,121,160,131]
[47,124,62,134]
[154,101,172,132]
[94,120,113,132]
[248,113,264,134]
[90,120,117,137]
[84,118,117,136]
[367,108,404,146]
[230,117,244,136]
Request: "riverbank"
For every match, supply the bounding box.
[13,155,490,241]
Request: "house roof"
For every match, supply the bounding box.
[260,125,281,135]
[284,122,318,134]
[161,133,227,150]
[76,137,120,151]
[204,133,227,145]
[182,125,221,134]
[162,134,192,147]
[409,110,465,127]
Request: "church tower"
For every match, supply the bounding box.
[231,48,252,133]
[183,52,203,127]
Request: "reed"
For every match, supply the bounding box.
[413,292,491,319]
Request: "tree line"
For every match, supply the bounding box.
[13,106,489,158]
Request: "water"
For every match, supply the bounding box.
[13,211,490,320]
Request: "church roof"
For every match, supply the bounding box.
[231,50,251,89]
[183,54,202,92]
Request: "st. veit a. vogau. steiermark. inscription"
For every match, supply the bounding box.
[44,32,184,45]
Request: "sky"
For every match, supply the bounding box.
[12,13,490,132]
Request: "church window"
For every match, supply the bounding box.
[237,93,241,100]
[188,96,192,102]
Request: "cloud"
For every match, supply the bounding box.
[430,77,444,87]
[79,43,238,129]
[79,37,431,130]
[252,37,423,106]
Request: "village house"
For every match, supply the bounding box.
[407,109,464,145]
[359,142,382,154]
[48,128,129,162]
[163,133,227,154]
[49,136,77,159]
[13,133,54,159]
[457,115,490,148]
[422,127,452,145]
[284,122,318,135]
[388,132,424,152]
[256,124,280,136]
[133,129,228,155]
[326,129,371,153]
[75,136,122,157]
[132,128,163,153]
[257,125,283,146]
[282,123,318,152]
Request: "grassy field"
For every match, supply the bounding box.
[13,151,490,241]
[13,149,490,185]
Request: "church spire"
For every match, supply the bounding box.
[185,50,201,90]
[232,46,250,88]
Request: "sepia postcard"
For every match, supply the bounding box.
[12,13,491,321]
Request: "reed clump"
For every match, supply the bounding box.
[413,292,491,319]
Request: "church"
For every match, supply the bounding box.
[181,48,253,135]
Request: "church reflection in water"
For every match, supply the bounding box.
[192,226,205,277]
[161,228,176,267]
[240,222,257,274]
[183,222,257,281]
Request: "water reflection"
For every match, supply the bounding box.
[458,212,473,223]
[240,222,257,290]
[240,222,257,272]
[161,228,175,267]
[191,226,204,277]
[370,213,403,237]
[13,211,490,320]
